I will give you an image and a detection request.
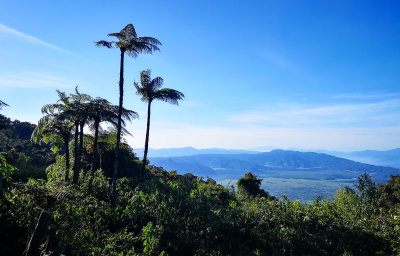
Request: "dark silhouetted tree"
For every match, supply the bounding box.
[96,24,161,204]
[134,69,184,172]
[237,172,273,199]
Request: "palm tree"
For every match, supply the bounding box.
[31,112,73,181]
[86,98,138,192]
[35,91,74,181]
[68,87,92,184]
[134,69,184,172]
[96,24,161,202]
[43,87,91,184]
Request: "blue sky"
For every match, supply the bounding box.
[1,0,400,151]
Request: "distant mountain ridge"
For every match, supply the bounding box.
[150,149,398,180]
[146,148,400,200]
[135,147,259,158]
[139,146,400,169]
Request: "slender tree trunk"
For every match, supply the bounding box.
[72,123,79,184]
[142,101,152,172]
[111,48,125,206]
[24,209,50,256]
[88,120,100,193]
[78,121,85,175]
[92,120,100,172]
[64,136,70,182]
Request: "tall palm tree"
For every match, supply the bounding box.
[134,69,184,172]
[95,24,161,202]
[86,98,138,192]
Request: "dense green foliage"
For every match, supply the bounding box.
[0,114,55,181]
[237,172,275,200]
[1,151,400,255]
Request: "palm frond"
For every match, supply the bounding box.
[95,40,114,48]
[150,77,164,91]
[70,86,92,103]
[56,90,69,104]
[0,100,9,109]
[125,42,158,57]
[153,88,185,105]
[121,107,139,122]
[140,69,152,87]
[120,24,137,39]
[41,104,63,114]
[138,36,162,47]
[133,81,148,102]
[107,32,124,40]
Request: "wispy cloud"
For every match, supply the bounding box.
[333,92,400,100]
[0,73,75,89]
[227,99,400,128]
[0,23,73,55]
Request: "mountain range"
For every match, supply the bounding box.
[134,147,259,157]
[147,148,400,201]
[138,147,400,168]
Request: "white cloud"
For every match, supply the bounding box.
[0,73,75,89]
[0,23,73,55]
[227,99,400,127]
[125,96,400,151]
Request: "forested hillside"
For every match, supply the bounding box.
[0,114,55,180]
[1,116,400,255]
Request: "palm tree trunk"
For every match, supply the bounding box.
[92,120,100,172]
[88,120,100,193]
[78,122,85,175]
[142,101,152,172]
[111,48,125,205]
[72,123,79,184]
[64,136,70,182]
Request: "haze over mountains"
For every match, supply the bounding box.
[135,147,260,157]
[327,148,400,168]
[138,146,400,168]
[141,147,400,201]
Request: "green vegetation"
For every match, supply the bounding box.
[237,172,275,200]
[1,153,400,255]
[1,24,400,255]
[0,114,55,181]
